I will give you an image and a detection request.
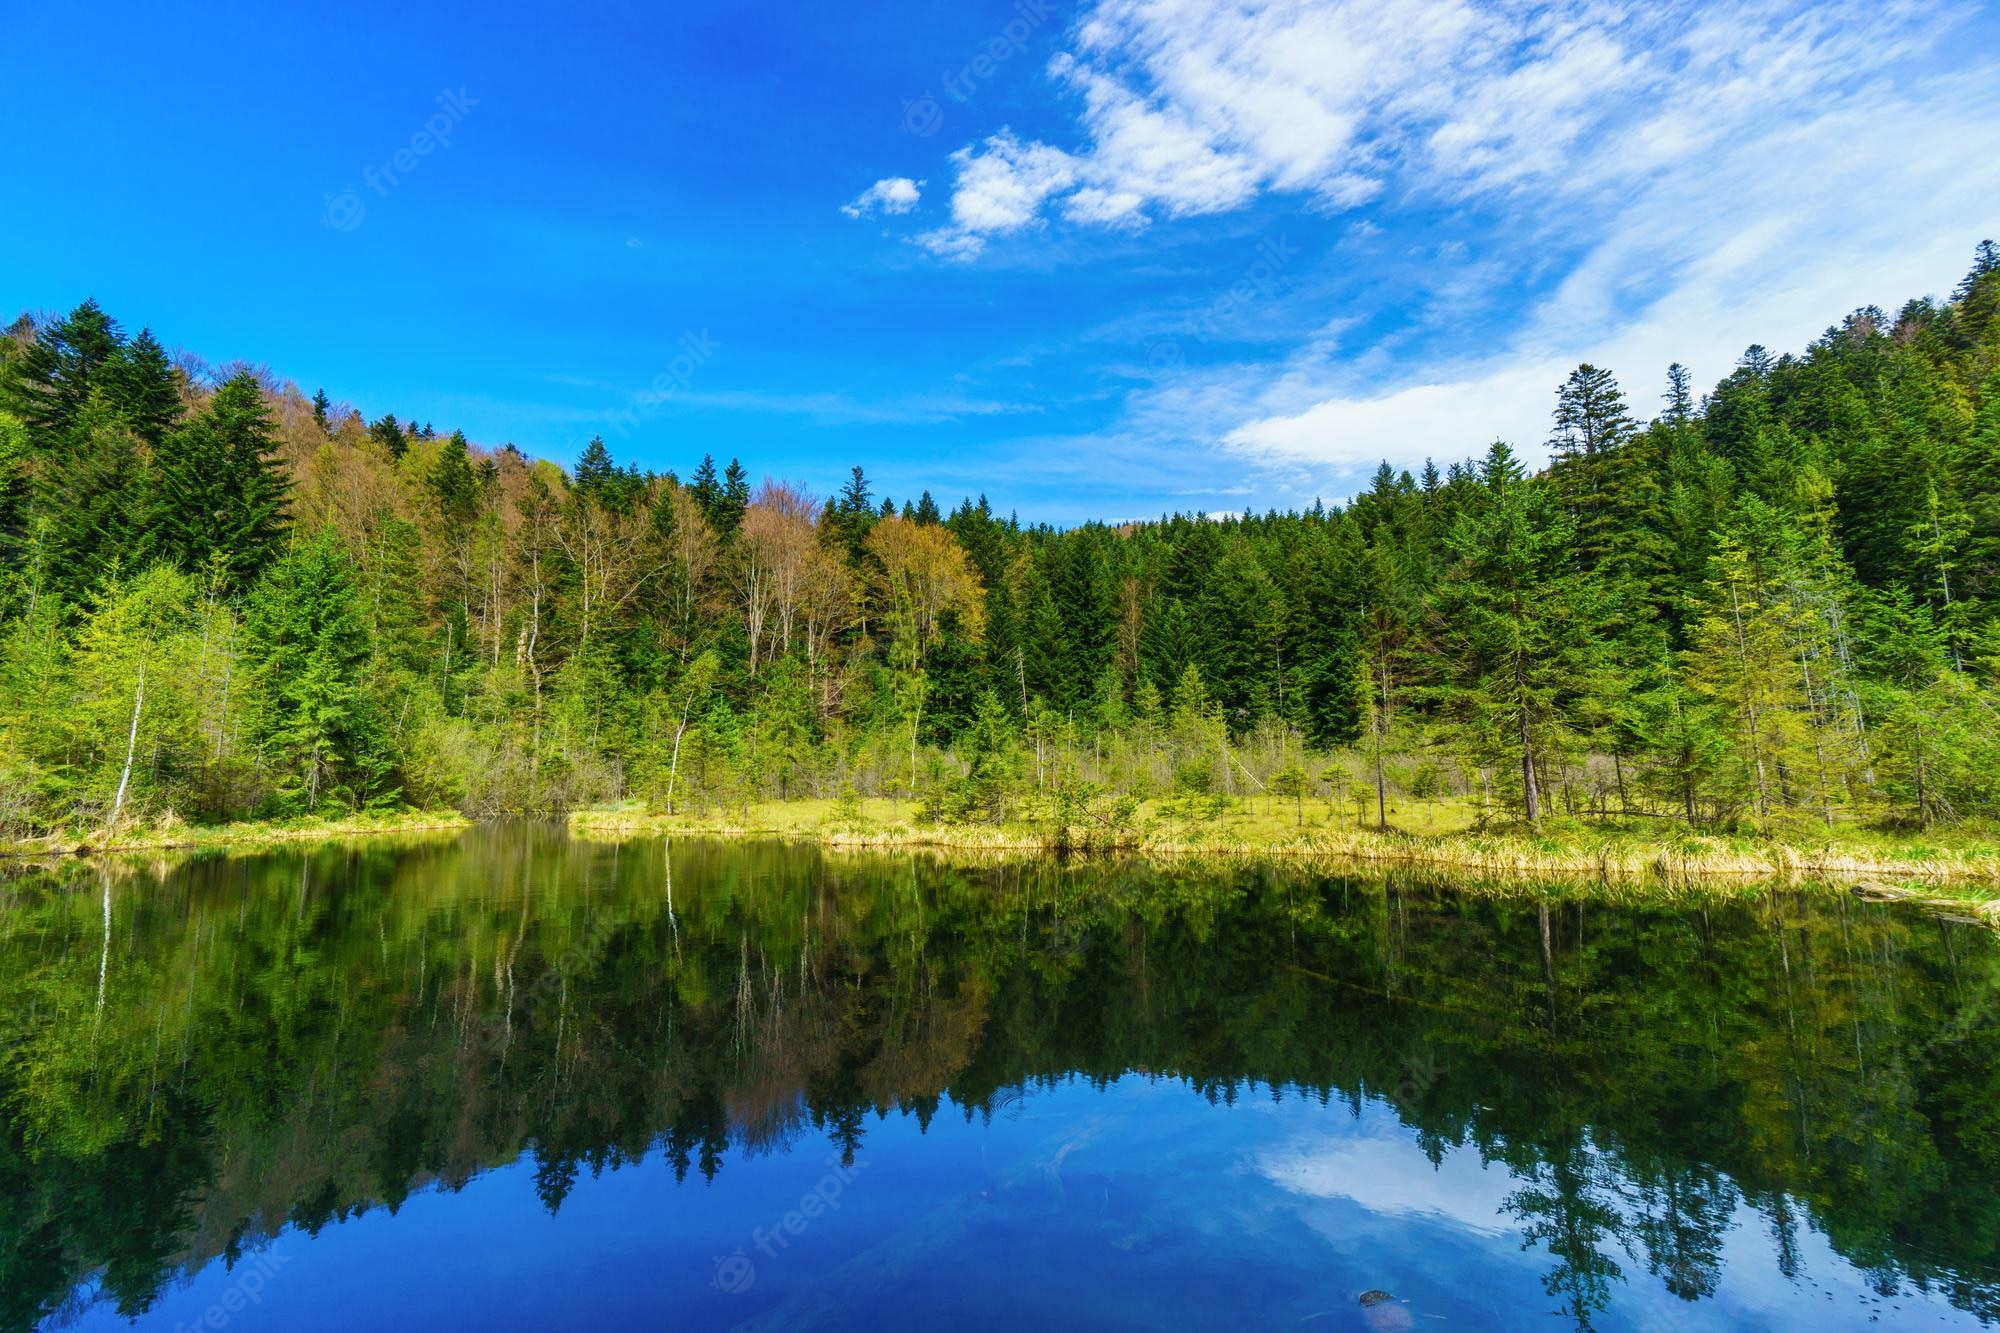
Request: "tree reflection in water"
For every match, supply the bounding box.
[1,826,1996,1331]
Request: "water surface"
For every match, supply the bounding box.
[4,827,1996,1330]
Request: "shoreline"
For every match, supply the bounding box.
[5,803,1996,920]
[0,809,471,860]
[566,801,2000,912]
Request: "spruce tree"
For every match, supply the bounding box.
[109,328,181,445]
[154,372,291,589]
[243,530,389,811]
[367,413,408,459]
[1424,443,1609,823]
[6,299,124,439]
[36,397,157,601]
[719,458,750,535]
[689,454,723,526]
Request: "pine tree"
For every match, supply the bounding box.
[1550,364,1637,459]
[1198,540,1283,724]
[311,389,332,431]
[573,436,616,497]
[109,328,181,445]
[719,458,750,536]
[367,413,408,459]
[154,372,291,588]
[428,431,480,530]
[243,530,389,811]
[689,454,723,526]
[826,464,878,564]
[5,299,124,439]
[1045,531,1116,713]
[35,397,158,601]
[1951,239,2000,348]
[1424,443,1609,823]
[1664,363,1694,424]
[0,410,27,568]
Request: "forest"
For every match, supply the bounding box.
[3,240,1999,840]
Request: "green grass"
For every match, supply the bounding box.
[0,808,470,858]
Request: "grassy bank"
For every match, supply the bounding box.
[0,808,471,858]
[570,796,2000,909]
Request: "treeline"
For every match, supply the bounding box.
[3,241,2000,834]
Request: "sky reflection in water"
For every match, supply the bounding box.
[6,827,1994,1331]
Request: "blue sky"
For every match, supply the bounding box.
[4,0,1997,522]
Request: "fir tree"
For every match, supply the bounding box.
[36,398,157,601]
[6,299,124,438]
[428,431,480,530]
[109,328,181,445]
[719,458,750,535]
[367,413,408,459]
[1424,443,1608,823]
[243,530,390,811]
[154,372,290,588]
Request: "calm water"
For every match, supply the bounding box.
[3,827,1997,1331]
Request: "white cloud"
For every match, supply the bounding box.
[840,176,924,219]
[1258,1109,1521,1237]
[916,134,1078,258]
[851,0,1999,508]
[881,0,1991,502]
[1223,57,2000,483]
[907,0,1978,259]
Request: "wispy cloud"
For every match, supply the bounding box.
[870,0,2000,504]
[909,0,1973,258]
[658,386,1041,427]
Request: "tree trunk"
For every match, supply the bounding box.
[108,659,146,833]
[1518,701,1541,824]
[665,721,688,815]
[1374,654,1390,829]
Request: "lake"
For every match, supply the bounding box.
[3,825,1996,1331]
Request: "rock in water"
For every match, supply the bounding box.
[1358,1291,1413,1333]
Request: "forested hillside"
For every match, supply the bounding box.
[4,242,2000,838]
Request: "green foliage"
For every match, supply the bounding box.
[154,372,290,589]
[243,531,392,812]
[1422,445,1609,822]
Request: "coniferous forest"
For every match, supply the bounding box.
[5,242,2000,841]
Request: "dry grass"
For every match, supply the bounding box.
[570,796,2000,913]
